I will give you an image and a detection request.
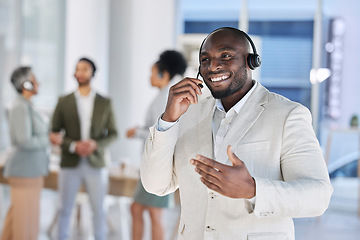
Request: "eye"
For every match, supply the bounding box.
[222,54,232,59]
[200,57,209,63]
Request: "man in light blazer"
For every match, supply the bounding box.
[141,27,333,240]
[50,58,117,240]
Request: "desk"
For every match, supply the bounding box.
[0,164,139,197]
[1,162,180,239]
[0,163,140,238]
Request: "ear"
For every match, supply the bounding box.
[162,71,171,82]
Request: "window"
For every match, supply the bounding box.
[184,20,313,108]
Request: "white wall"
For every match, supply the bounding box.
[64,0,110,95]
[0,0,22,150]
[323,0,360,128]
[108,0,177,166]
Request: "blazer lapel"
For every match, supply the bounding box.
[91,94,102,136]
[217,83,269,164]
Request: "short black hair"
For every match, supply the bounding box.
[156,50,187,80]
[79,57,97,76]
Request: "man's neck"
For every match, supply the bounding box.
[78,84,91,96]
[221,80,253,112]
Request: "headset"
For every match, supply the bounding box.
[196,27,261,81]
[22,80,34,91]
[243,31,262,70]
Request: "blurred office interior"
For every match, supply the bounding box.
[0,0,360,239]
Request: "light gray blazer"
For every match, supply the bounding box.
[4,95,49,178]
[141,82,333,240]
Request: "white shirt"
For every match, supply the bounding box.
[212,81,257,162]
[69,89,96,153]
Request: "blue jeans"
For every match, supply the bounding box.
[57,158,108,240]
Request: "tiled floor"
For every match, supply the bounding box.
[1,177,360,240]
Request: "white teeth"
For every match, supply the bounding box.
[211,75,229,82]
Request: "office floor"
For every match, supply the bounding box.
[1,177,360,240]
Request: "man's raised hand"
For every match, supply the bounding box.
[162,78,203,122]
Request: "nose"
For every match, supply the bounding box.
[209,59,221,72]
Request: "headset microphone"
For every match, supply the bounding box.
[196,66,203,89]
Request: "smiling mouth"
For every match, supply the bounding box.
[209,73,230,82]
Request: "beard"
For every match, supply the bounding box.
[205,67,248,99]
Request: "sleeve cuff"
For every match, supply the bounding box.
[69,141,77,153]
[156,115,179,131]
[247,196,256,207]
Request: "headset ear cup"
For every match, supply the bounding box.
[247,54,255,70]
[23,81,34,91]
[247,54,261,70]
[253,54,261,68]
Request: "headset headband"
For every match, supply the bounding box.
[198,27,261,70]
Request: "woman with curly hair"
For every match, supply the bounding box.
[126,50,187,240]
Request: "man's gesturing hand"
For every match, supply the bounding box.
[190,145,256,199]
[162,78,203,122]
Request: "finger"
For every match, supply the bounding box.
[192,155,227,172]
[172,85,199,104]
[195,166,222,185]
[200,177,222,193]
[193,159,222,179]
[227,145,242,166]
[176,77,203,87]
[172,78,203,95]
[173,91,198,105]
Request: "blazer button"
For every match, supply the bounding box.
[206,225,215,232]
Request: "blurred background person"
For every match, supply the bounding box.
[126,50,187,240]
[1,66,49,240]
[50,57,118,240]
